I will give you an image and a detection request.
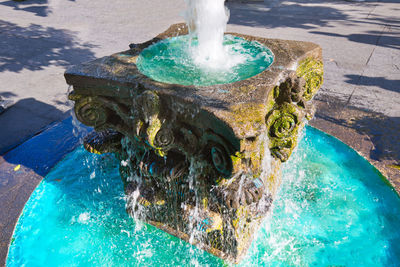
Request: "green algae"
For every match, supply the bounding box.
[296,57,324,101]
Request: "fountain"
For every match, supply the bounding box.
[64,1,323,263]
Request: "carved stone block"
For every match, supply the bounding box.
[65,23,323,263]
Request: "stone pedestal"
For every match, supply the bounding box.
[65,23,323,263]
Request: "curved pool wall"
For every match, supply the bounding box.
[136,35,274,86]
[6,125,400,266]
[0,117,92,266]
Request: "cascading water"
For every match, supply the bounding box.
[184,0,230,68]
[8,127,400,266]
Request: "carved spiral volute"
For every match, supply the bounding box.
[270,113,296,138]
[266,103,299,139]
[266,103,302,162]
[74,96,109,128]
[203,132,233,178]
[211,145,231,177]
[154,127,174,148]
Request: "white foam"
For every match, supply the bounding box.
[77,212,90,224]
[184,0,234,70]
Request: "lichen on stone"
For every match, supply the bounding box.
[265,102,302,162]
[296,57,324,101]
[227,103,266,138]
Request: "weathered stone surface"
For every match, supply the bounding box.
[65,23,323,263]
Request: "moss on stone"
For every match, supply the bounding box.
[266,103,299,138]
[389,164,400,171]
[231,84,257,97]
[273,85,280,99]
[296,57,324,101]
[231,151,245,173]
[146,117,164,156]
[266,103,302,162]
[227,103,266,138]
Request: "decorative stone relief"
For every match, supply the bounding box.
[65,23,323,264]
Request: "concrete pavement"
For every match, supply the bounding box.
[0,0,185,153]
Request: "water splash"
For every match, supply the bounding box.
[184,0,236,69]
[8,127,400,266]
[136,35,274,86]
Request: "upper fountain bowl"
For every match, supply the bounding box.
[136,35,274,86]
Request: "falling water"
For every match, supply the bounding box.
[8,127,400,266]
[137,0,273,86]
[184,0,239,69]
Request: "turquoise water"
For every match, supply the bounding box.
[7,126,400,266]
[136,35,274,86]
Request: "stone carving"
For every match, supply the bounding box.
[65,23,323,263]
[266,102,302,162]
[297,57,324,101]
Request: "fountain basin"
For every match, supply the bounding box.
[7,126,400,266]
[65,23,324,263]
[136,34,274,86]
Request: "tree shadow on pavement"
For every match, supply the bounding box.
[312,95,400,164]
[309,30,400,49]
[344,74,400,93]
[0,97,69,155]
[227,0,349,30]
[226,0,400,49]
[0,0,50,17]
[0,20,97,73]
[0,92,17,98]
[352,115,400,163]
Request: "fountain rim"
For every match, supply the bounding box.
[302,126,399,196]
[64,22,320,93]
[63,23,326,141]
[135,33,276,87]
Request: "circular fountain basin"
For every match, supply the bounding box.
[7,126,400,266]
[136,35,274,86]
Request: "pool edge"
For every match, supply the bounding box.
[0,117,91,267]
[309,98,400,197]
[307,125,400,199]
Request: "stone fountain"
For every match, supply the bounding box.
[65,23,323,263]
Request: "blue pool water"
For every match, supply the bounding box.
[7,126,400,266]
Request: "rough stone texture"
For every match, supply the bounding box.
[65,23,323,263]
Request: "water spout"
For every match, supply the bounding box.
[184,0,232,69]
